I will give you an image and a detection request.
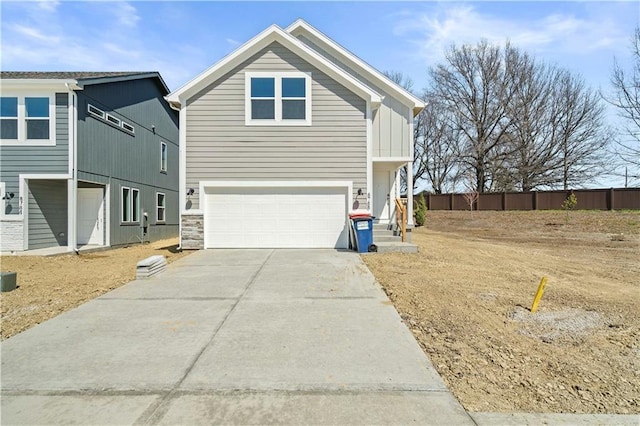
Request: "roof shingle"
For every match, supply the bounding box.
[0,71,155,80]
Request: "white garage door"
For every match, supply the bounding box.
[204,184,349,249]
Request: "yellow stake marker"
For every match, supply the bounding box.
[531,276,548,313]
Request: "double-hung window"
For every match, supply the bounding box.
[156,192,166,223]
[0,94,54,145]
[121,186,140,223]
[245,73,311,125]
[1,97,18,140]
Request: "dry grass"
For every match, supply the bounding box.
[363,210,640,413]
[0,238,190,340]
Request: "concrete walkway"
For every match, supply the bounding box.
[1,249,472,425]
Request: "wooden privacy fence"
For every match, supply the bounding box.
[419,188,640,211]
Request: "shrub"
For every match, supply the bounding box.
[562,192,578,223]
[415,193,427,226]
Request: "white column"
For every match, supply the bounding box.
[365,101,373,212]
[67,91,77,251]
[407,161,414,226]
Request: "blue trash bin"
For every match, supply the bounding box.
[352,217,373,253]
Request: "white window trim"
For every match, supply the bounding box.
[88,103,135,134]
[121,186,131,223]
[122,121,135,133]
[87,103,105,119]
[105,113,121,126]
[0,92,56,146]
[160,141,167,173]
[121,186,140,224]
[131,188,140,223]
[156,192,166,223]
[245,72,312,126]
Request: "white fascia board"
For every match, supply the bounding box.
[0,79,78,91]
[166,25,381,107]
[372,156,413,163]
[286,20,425,116]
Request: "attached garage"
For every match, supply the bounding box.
[203,181,351,249]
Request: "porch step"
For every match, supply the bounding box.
[373,241,419,254]
[373,229,395,237]
[374,234,402,242]
[373,223,392,230]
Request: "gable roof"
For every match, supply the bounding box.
[286,20,425,116]
[165,24,382,109]
[0,71,170,94]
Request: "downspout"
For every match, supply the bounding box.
[407,105,416,227]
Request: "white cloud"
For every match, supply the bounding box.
[11,24,61,43]
[393,5,628,64]
[111,2,140,28]
[37,1,60,13]
[226,38,240,46]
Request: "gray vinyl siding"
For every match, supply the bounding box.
[76,78,179,245]
[27,179,67,249]
[77,171,179,246]
[0,93,69,214]
[185,42,367,210]
[295,34,412,158]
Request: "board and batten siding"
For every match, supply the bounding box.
[76,78,179,246]
[294,34,412,159]
[185,42,367,211]
[77,171,179,246]
[27,179,67,249]
[0,93,69,214]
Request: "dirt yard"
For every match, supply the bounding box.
[363,210,640,414]
[0,238,190,340]
[1,212,638,414]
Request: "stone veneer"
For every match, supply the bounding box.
[181,213,204,250]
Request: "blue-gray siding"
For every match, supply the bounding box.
[77,172,178,245]
[0,93,69,213]
[76,78,178,245]
[27,179,67,249]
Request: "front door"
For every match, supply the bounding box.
[373,169,392,223]
[77,188,104,245]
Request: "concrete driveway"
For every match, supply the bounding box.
[1,249,472,425]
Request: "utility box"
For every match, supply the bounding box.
[1,272,17,292]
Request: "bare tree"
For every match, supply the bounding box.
[461,169,479,211]
[606,27,640,167]
[414,92,462,193]
[430,41,519,192]
[505,52,562,190]
[383,70,415,94]
[550,71,612,189]
[506,59,611,190]
[429,40,612,192]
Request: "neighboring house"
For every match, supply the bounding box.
[0,72,179,253]
[166,20,424,250]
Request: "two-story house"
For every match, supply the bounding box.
[0,72,179,253]
[166,20,424,249]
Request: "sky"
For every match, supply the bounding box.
[1,0,638,185]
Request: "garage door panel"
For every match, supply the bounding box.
[204,186,348,249]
